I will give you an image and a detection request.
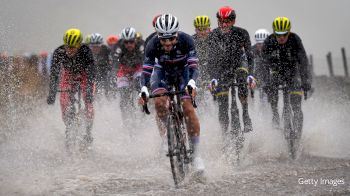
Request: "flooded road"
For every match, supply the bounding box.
[1,82,349,195]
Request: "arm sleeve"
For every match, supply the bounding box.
[186,36,199,81]
[241,29,254,75]
[207,34,219,80]
[85,47,96,99]
[295,35,311,86]
[48,49,61,97]
[261,40,273,86]
[141,41,156,88]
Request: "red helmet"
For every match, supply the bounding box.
[152,14,162,27]
[216,6,236,20]
[106,35,119,45]
[39,51,48,58]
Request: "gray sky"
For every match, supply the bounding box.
[0,0,349,60]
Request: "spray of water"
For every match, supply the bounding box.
[0,79,349,195]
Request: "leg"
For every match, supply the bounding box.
[82,75,95,143]
[230,87,242,135]
[290,93,303,139]
[268,85,280,128]
[217,93,229,136]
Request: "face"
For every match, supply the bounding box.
[90,44,102,54]
[218,19,235,33]
[124,40,136,51]
[275,32,290,45]
[195,28,211,39]
[159,36,177,52]
[65,45,80,57]
[256,43,264,50]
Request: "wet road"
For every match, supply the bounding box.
[1,81,349,195]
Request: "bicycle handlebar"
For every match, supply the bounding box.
[141,85,197,115]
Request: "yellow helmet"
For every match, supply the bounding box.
[194,15,211,30]
[272,17,291,34]
[84,34,92,44]
[63,28,83,47]
[136,32,143,40]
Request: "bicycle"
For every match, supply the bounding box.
[210,81,248,163]
[142,86,196,187]
[58,81,90,154]
[277,85,308,160]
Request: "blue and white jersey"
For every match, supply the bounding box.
[141,31,199,88]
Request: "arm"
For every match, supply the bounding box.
[85,47,96,102]
[48,49,61,99]
[295,35,311,89]
[241,29,254,75]
[140,39,156,88]
[186,36,199,81]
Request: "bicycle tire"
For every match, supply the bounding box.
[167,114,186,187]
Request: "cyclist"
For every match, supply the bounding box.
[252,29,270,102]
[144,14,161,48]
[84,34,92,45]
[106,35,119,51]
[47,28,96,145]
[261,17,311,134]
[112,27,144,129]
[192,15,212,108]
[89,33,112,99]
[135,32,145,46]
[139,13,204,172]
[207,6,256,137]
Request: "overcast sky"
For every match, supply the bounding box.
[0,0,349,60]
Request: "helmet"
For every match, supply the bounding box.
[136,32,143,40]
[194,15,211,30]
[121,27,136,41]
[106,35,119,45]
[63,28,83,47]
[90,33,104,44]
[152,14,162,28]
[254,29,270,43]
[39,51,48,58]
[84,34,91,44]
[155,13,179,38]
[216,6,236,20]
[272,17,291,34]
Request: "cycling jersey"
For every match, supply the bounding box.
[207,26,254,84]
[141,31,199,93]
[48,44,95,127]
[112,39,144,78]
[252,44,269,86]
[49,44,95,100]
[262,32,311,88]
[192,34,210,82]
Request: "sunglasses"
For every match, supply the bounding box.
[124,40,135,44]
[218,19,234,24]
[275,33,289,38]
[196,27,210,32]
[66,43,80,48]
[160,36,177,42]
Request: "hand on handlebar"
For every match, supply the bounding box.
[186,79,197,97]
[247,75,257,89]
[138,86,149,106]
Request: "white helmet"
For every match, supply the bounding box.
[254,29,270,43]
[155,13,179,38]
[90,33,104,44]
[121,27,136,41]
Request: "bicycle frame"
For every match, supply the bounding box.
[278,85,302,159]
[142,86,195,187]
[58,81,86,153]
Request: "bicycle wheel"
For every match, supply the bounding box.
[167,114,186,187]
